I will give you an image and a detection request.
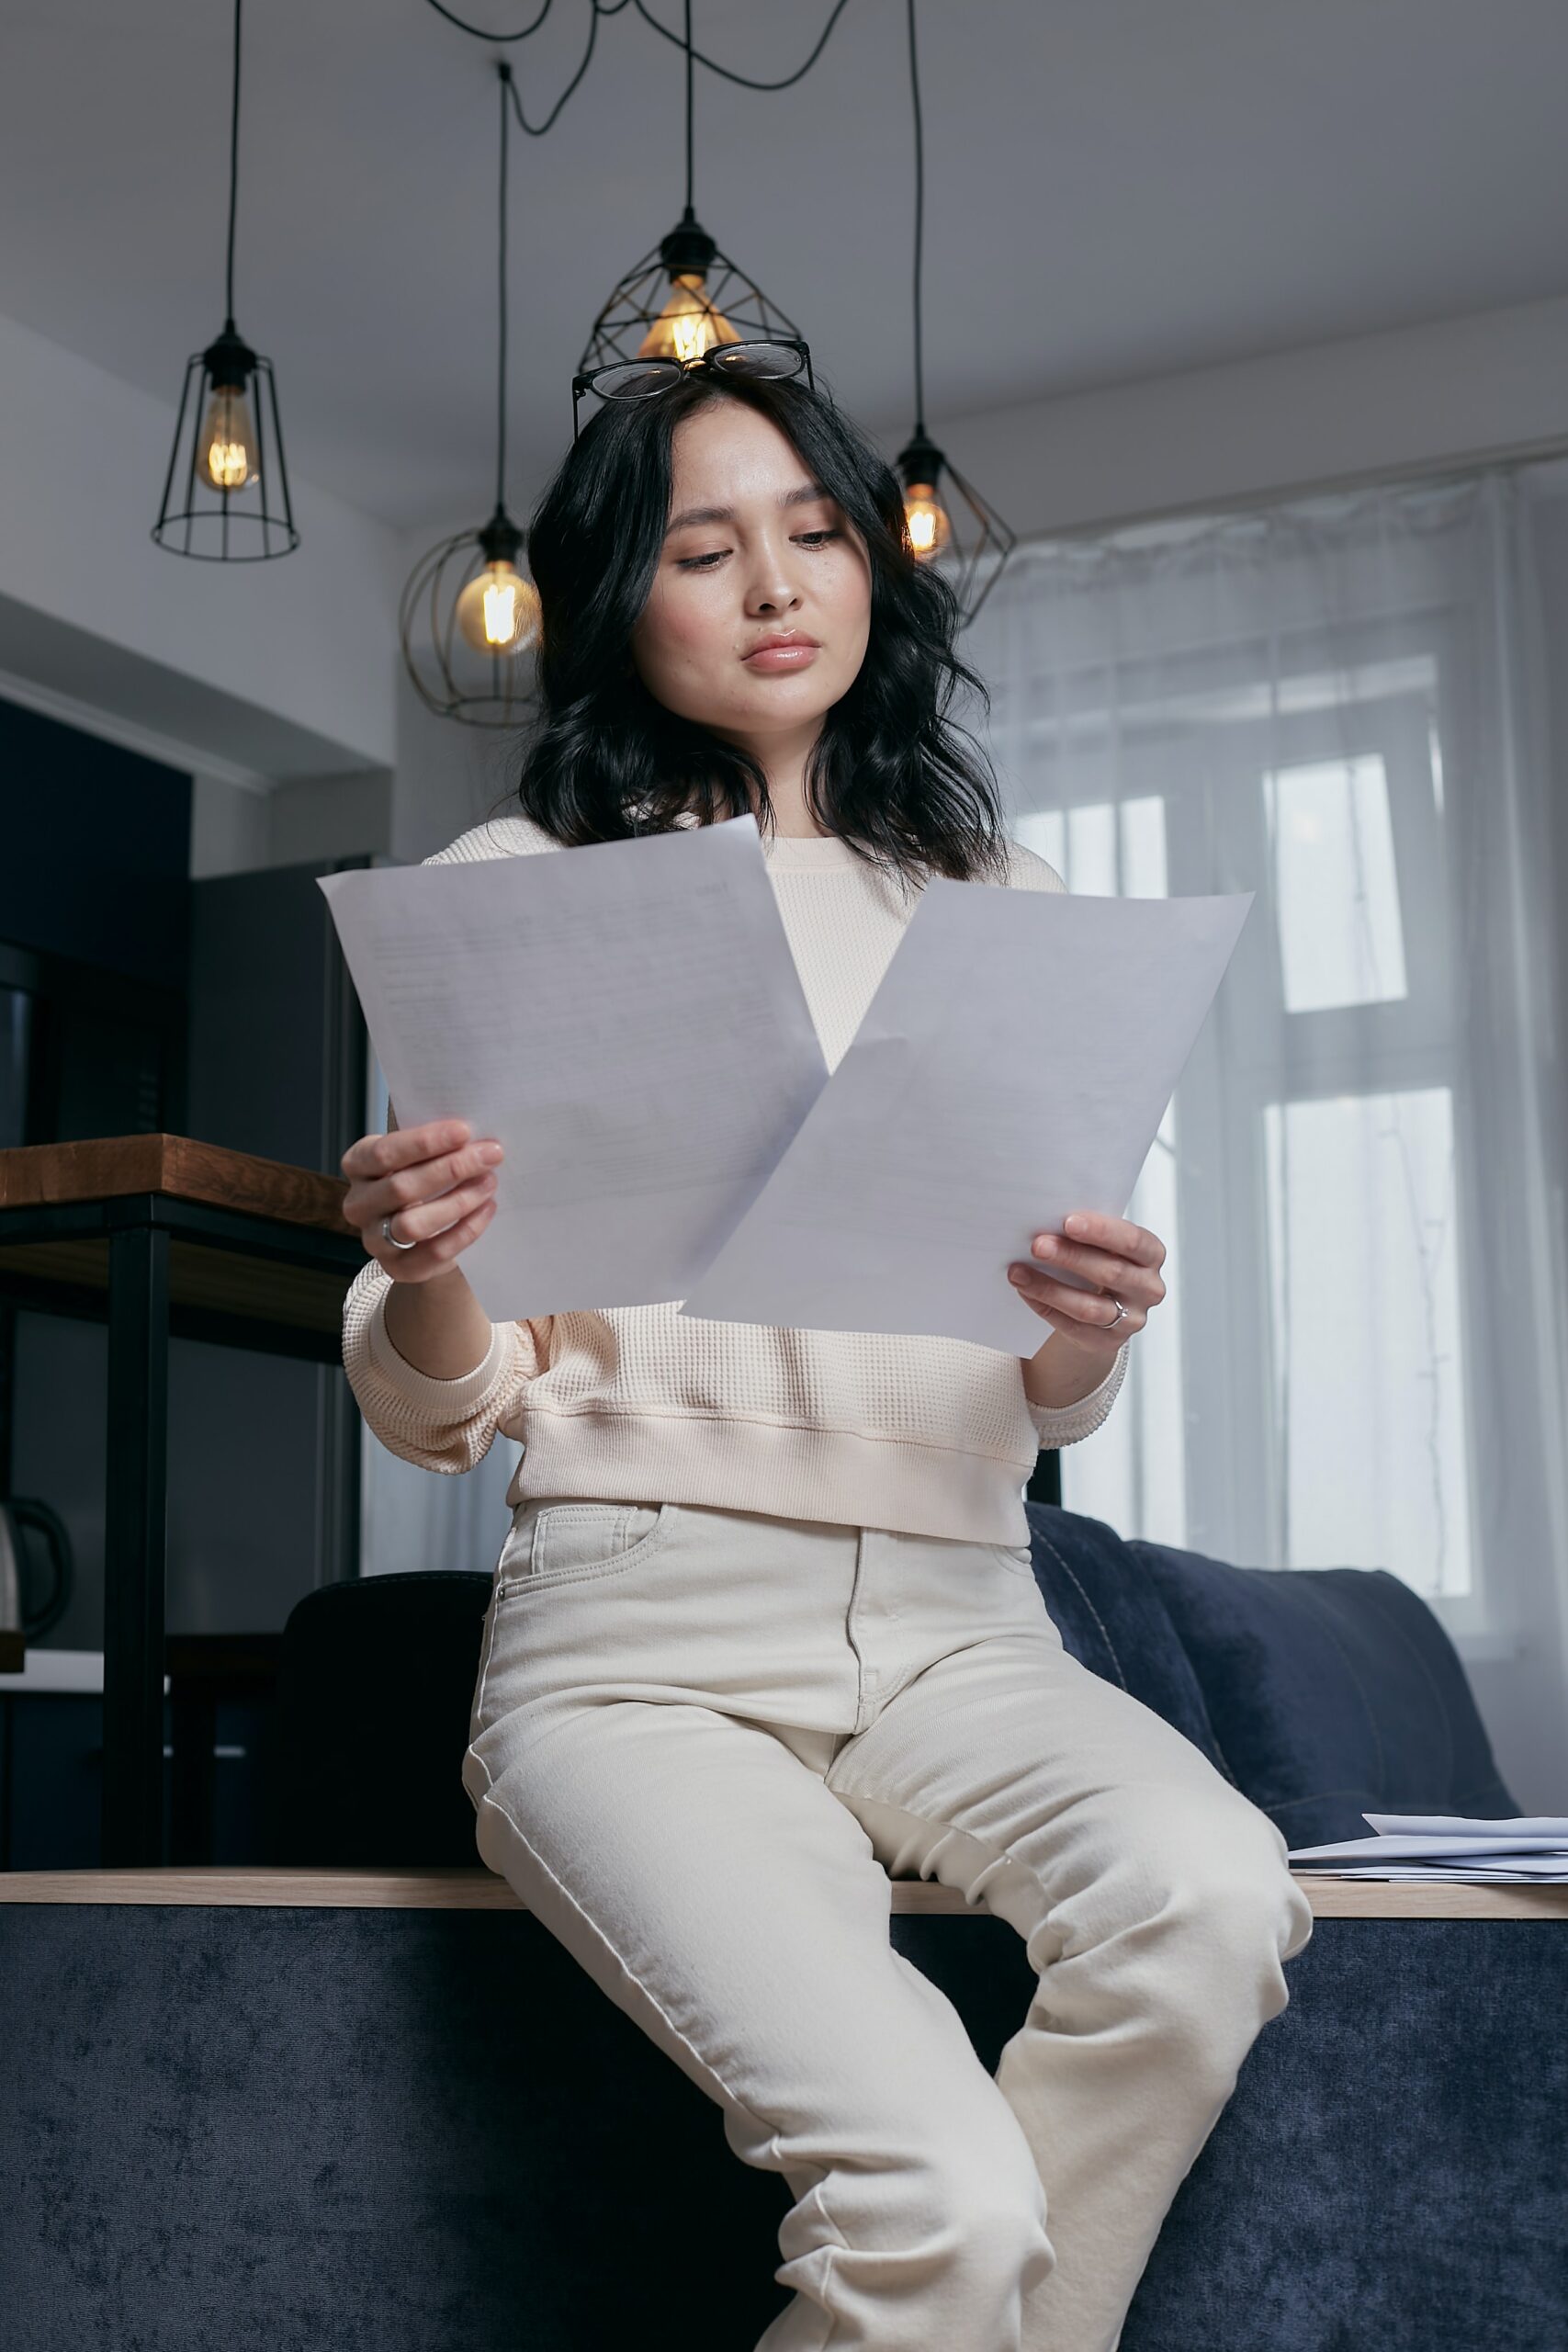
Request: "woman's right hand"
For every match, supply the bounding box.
[339,1109,503,1283]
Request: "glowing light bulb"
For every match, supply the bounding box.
[903,481,952,558]
[198,382,260,491]
[637,274,741,364]
[455,562,542,655]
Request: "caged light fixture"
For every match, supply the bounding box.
[152,0,298,561]
[400,60,542,729]
[894,0,1015,627]
[576,0,806,390]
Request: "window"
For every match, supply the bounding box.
[997,628,1478,1617]
[1262,1084,1471,1599]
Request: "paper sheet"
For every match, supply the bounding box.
[1288,1815,1568,1882]
[1294,1867,1568,1883]
[318,814,828,1324]
[1361,1813,1568,1839]
[680,877,1254,1353]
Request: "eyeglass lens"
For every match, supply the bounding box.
[589,342,806,401]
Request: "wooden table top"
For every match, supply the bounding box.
[0,1134,355,1233]
[0,1135,362,1334]
[2,1867,1565,1921]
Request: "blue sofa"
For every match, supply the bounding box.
[3,1501,1561,2351]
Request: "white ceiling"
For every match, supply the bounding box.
[6,0,1568,535]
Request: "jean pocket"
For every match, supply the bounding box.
[497,1498,673,1595]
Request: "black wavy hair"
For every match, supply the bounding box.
[480,369,1012,891]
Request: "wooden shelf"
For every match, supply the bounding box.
[0,1233,354,1332]
[0,1133,368,1866]
[2,1866,1565,1920]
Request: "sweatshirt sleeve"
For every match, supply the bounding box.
[1005,834,1134,1452]
[1025,1335,1131,1451]
[341,1251,542,1476]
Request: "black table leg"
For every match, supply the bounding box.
[103,1219,170,1866]
[170,1679,218,1866]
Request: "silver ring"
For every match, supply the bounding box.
[1107,1297,1129,1327]
[381,1213,420,1252]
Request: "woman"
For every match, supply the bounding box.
[338,353,1314,2352]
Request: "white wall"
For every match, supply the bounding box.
[386,645,529,865]
[6,288,1568,875]
[188,768,397,879]
[861,288,1568,542]
[0,311,401,788]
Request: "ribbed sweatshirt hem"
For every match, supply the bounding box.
[506,1405,1039,1547]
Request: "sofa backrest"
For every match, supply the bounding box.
[270,1571,493,1865]
[1121,1532,1518,1845]
[268,1510,1519,1865]
[1021,1504,1229,1771]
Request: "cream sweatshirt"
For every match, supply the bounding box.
[341,811,1130,1545]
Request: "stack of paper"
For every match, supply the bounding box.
[319,811,1255,1352]
[1287,1814,1568,1882]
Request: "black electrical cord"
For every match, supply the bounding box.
[682,0,693,211]
[507,2,621,137]
[423,0,555,42]
[223,0,243,321]
[907,0,925,435]
[495,63,510,507]
[631,0,854,91]
[422,0,855,134]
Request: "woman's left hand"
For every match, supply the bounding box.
[1008,1212,1167,1363]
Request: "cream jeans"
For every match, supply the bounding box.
[462,1496,1314,2352]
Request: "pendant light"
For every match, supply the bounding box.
[400,61,542,729]
[152,0,298,561]
[578,0,804,380]
[895,0,1015,627]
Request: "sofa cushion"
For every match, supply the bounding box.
[1024,1505,1229,1776]
[1125,1540,1518,1847]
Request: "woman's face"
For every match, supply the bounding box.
[629,398,873,753]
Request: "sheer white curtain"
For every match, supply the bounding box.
[966,461,1568,1810]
